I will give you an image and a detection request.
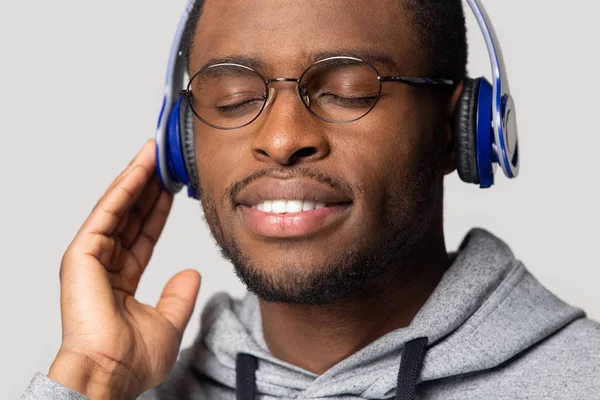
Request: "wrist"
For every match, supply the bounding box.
[48,347,140,400]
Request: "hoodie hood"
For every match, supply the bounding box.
[183,229,584,398]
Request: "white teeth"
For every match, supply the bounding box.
[253,200,328,214]
[286,200,303,213]
[271,200,287,213]
[302,201,315,211]
[263,200,273,212]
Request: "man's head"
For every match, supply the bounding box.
[183,0,467,304]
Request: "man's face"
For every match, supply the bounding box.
[191,0,454,304]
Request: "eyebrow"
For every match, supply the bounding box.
[196,49,400,75]
[198,56,268,73]
[309,50,399,71]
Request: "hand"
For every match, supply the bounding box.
[48,140,201,400]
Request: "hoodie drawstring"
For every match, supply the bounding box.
[236,353,258,400]
[235,336,428,400]
[395,337,428,400]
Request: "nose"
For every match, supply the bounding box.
[251,86,331,166]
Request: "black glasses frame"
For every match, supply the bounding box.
[180,56,456,130]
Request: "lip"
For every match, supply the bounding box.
[235,178,353,238]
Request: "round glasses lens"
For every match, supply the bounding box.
[188,64,267,129]
[299,58,381,123]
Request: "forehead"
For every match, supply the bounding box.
[190,0,423,74]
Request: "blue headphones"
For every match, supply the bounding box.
[156,0,520,199]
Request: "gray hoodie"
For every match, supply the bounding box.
[22,229,600,399]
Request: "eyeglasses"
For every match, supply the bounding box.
[180,56,455,130]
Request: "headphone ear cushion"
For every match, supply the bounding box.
[179,99,201,199]
[452,78,481,185]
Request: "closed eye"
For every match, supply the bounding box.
[317,93,378,107]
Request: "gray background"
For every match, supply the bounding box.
[1,1,599,398]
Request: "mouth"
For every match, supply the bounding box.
[234,179,354,238]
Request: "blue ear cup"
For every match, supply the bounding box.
[156,96,200,199]
[453,77,495,188]
[167,97,190,186]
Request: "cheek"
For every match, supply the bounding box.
[337,101,431,190]
[195,128,247,203]
[195,132,251,242]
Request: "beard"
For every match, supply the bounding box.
[198,134,443,305]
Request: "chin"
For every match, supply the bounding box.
[220,226,401,305]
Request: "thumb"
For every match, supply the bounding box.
[156,269,201,336]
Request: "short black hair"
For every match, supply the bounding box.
[181,0,467,81]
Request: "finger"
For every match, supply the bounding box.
[120,206,144,249]
[137,174,163,217]
[58,140,159,313]
[102,191,173,295]
[76,138,155,239]
[72,178,169,294]
[114,175,162,239]
[86,140,155,221]
[114,208,132,236]
[119,176,163,247]
[75,164,149,246]
[107,140,156,193]
[156,270,201,336]
[129,190,173,269]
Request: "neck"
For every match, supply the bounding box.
[259,227,450,375]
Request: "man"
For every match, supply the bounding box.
[21,0,600,399]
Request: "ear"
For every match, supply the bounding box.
[441,81,465,176]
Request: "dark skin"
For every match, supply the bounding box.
[192,0,462,374]
[47,1,464,398]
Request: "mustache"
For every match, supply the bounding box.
[224,167,361,205]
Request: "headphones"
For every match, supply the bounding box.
[156,0,520,199]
